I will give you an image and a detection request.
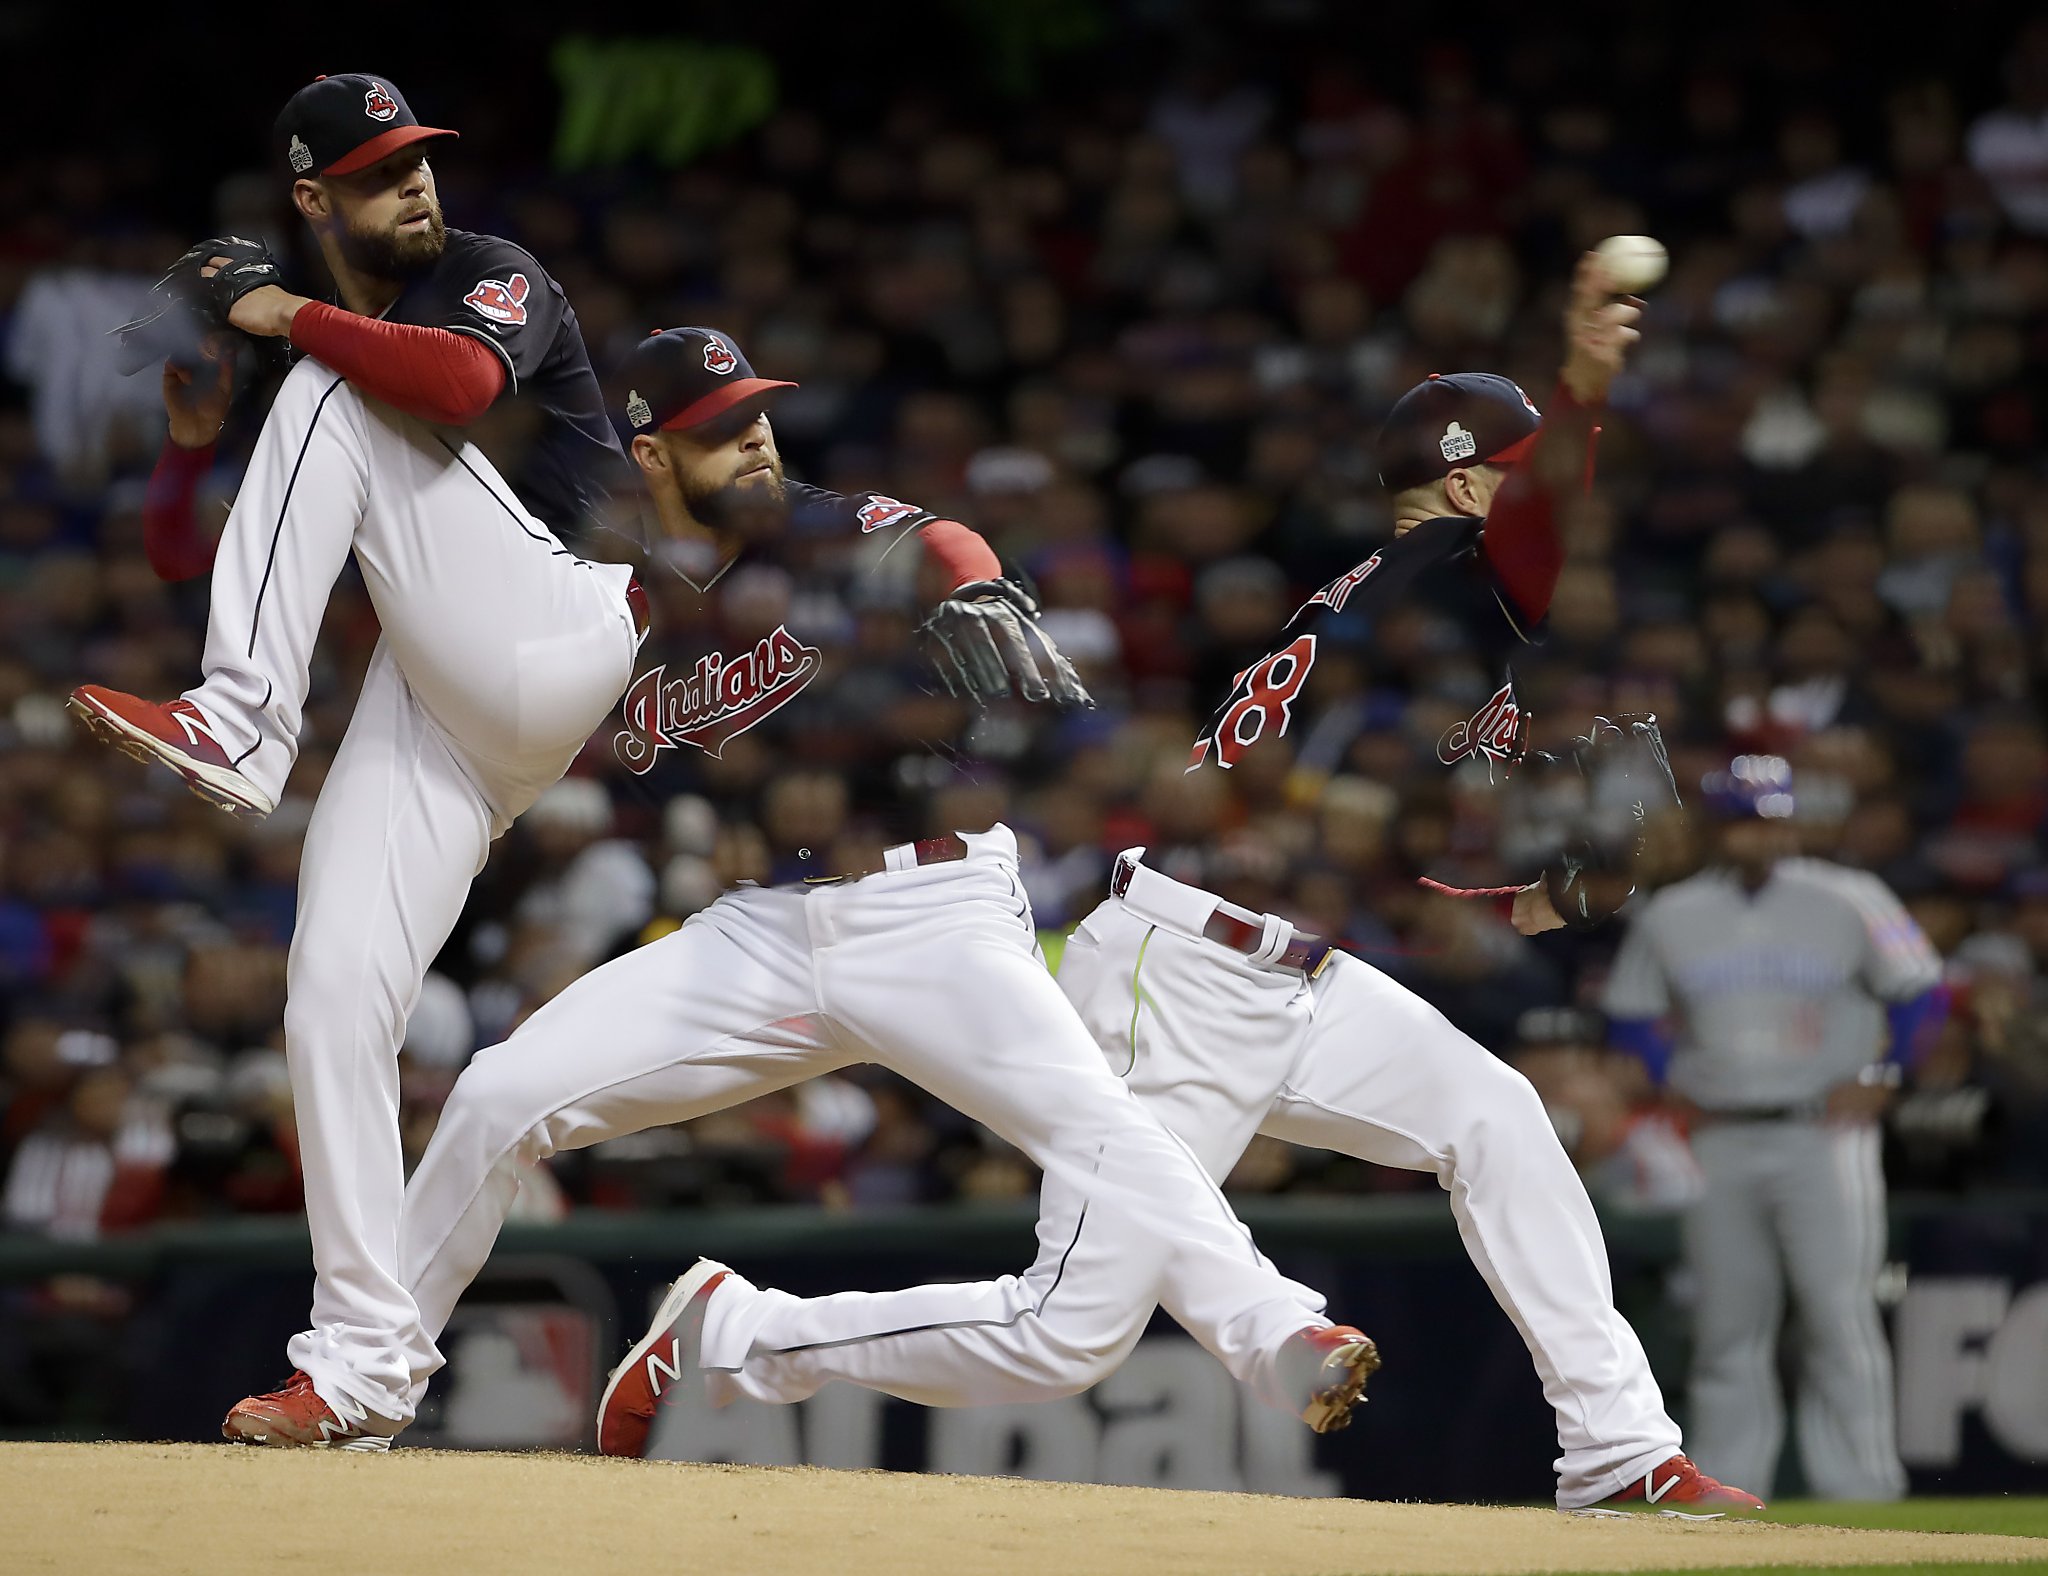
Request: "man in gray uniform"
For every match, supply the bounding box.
[1603,755,1944,1500]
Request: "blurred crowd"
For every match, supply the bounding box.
[5,10,2048,1245]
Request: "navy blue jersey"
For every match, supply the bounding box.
[1189,515,1534,779]
[610,483,994,866]
[386,229,622,533]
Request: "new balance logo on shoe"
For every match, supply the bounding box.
[170,709,213,749]
[1584,1453,1766,1515]
[646,1339,685,1397]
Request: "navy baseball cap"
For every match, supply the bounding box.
[1699,755,1796,820]
[276,74,457,181]
[620,327,797,434]
[1374,372,1544,492]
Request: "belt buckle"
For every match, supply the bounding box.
[1111,853,1136,899]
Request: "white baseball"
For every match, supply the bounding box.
[1593,234,1668,294]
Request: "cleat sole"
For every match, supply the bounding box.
[1304,1335,1381,1435]
[67,694,272,817]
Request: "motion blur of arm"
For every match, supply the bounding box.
[1481,253,1639,627]
[144,347,233,582]
[144,438,219,582]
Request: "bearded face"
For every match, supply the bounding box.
[334,198,446,280]
[681,446,788,534]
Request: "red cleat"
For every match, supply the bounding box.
[68,685,273,817]
[1588,1453,1766,1518]
[596,1259,732,1459]
[1281,1323,1382,1434]
[222,1369,400,1451]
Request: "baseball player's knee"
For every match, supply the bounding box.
[1012,1320,1144,1395]
[1438,1052,1554,1158]
[435,1056,559,1168]
[282,956,405,1051]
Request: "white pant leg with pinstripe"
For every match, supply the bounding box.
[185,359,640,1422]
[395,835,1330,1420]
[704,889,1325,1415]
[1257,941,1682,1507]
[715,894,1680,1507]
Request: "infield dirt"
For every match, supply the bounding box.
[3,1443,2042,1575]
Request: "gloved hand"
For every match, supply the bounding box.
[111,236,287,376]
[1532,713,1681,927]
[169,235,289,325]
[919,578,1094,709]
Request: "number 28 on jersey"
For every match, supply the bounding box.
[1188,634,1319,771]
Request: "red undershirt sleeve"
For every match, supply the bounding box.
[288,302,507,426]
[1479,381,1602,631]
[918,518,1004,589]
[143,439,219,582]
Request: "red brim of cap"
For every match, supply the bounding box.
[660,378,799,431]
[322,125,459,178]
[1485,430,1540,469]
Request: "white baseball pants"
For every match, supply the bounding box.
[1683,1120,1904,1499]
[186,359,640,1422]
[395,828,1331,1422]
[710,862,1682,1507]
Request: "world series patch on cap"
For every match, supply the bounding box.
[275,74,457,181]
[1374,372,1544,492]
[621,328,797,433]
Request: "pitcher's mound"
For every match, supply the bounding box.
[4,1443,2039,1575]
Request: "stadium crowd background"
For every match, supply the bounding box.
[3,0,2047,1256]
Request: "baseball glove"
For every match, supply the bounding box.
[171,236,288,323]
[919,578,1094,709]
[111,237,286,376]
[1530,712,1680,927]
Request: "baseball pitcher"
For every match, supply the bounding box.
[597,256,1764,1515]
[1604,756,1943,1500]
[68,74,644,1446]
[322,326,1379,1451]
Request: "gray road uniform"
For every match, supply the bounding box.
[1603,857,1942,1499]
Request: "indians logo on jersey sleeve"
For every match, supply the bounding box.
[614,625,823,771]
[1437,679,1527,769]
[856,495,923,533]
[463,273,530,327]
